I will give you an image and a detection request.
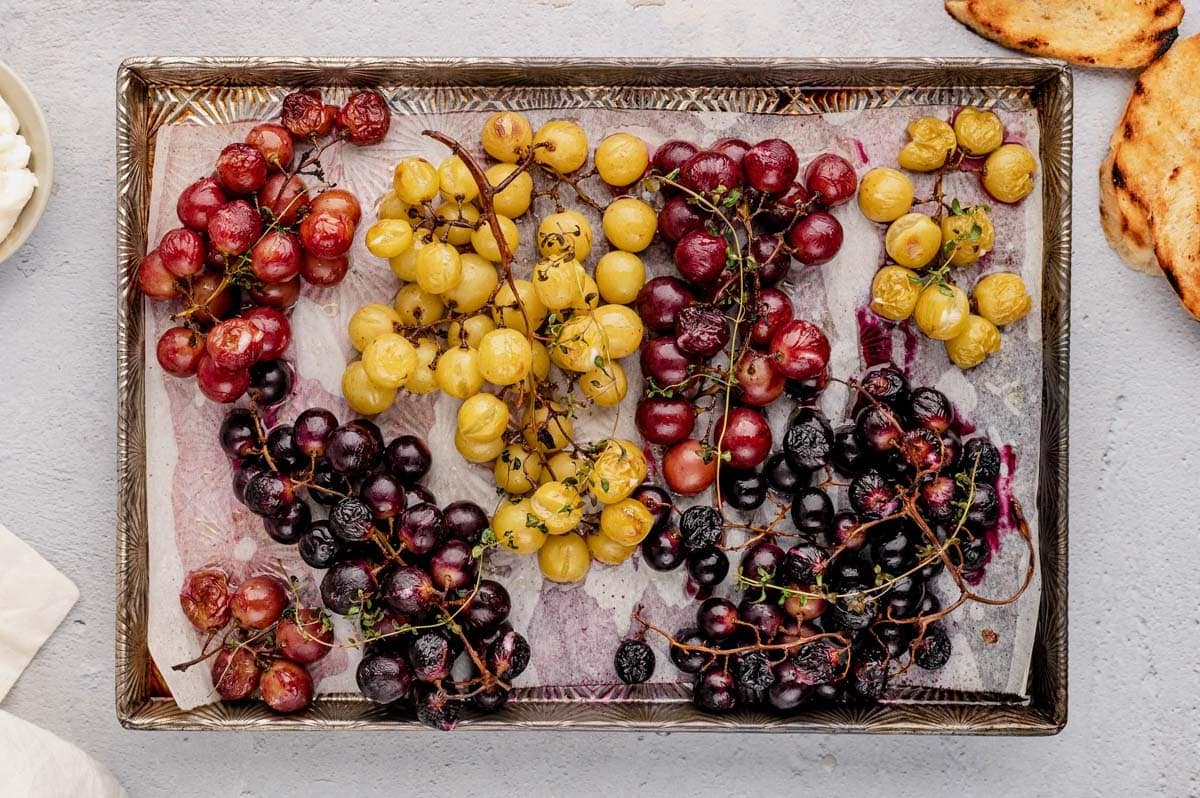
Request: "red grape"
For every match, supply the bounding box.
[309,188,362,225]
[245,123,294,171]
[156,326,206,377]
[674,229,728,284]
[804,153,857,206]
[300,252,349,286]
[242,306,291,360]
[733,350,785,407]
[280,89,329,139]
[337,91,391,145]
[760,182,811,231]
[711,137,751,164]
[679,150,742,195]
[743,138,799,194]
[637,275,695,333]
[635,397,696,446]
[190,271,235,324]
[260,659,313,713]
[178,568,231,632]
[786,211,843,266]
[196,354,250,403]
[206,318,264,370]
[215,142,269,194]
[713,407,773,469]
[652,139,699,174]
[750,287,794,346]
[662,439,719,495]
[158,227,206,278]
[749,234,792,285]
[137,249,178,300]
[250,275,302,309]
[250,230,302,283]
[658,195,707,243]
[208,200,262,256]
[640,336,695,389]
[275,608,333,664]
[770,319,830,380]
[675,304,729,357]
[260,173,309,226]
[299,211,354,259]
[229,575,288,630]
[176,176,228,232]
[211,646,260,700]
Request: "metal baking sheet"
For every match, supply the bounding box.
[116,57,1070,734]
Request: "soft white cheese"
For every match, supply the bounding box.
[0,94,18,136]
[0,134,31,172]
[0,92,38,245]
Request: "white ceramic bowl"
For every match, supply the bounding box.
[0,61,53,264]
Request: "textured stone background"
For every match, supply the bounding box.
[0,2,1197,795]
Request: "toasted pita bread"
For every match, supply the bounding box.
[1099,140,1159,275]
[945,0,1182,69]
[1149,162,1200,316]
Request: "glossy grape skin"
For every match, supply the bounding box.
[658,195,707,243]
[679,150,742,195]
[296,521,341,568]
[790,487,834,540]
[711,137,751,164]
[260,173,308,226]
[669,628,713,674]
[663,439,719,496]
[275,608,333,664]
[242,307,291,361]
[637,276,695,333]
[462,580,511,634]
[749,234,792,285]
[300,251,348,286]
[856,362,910,411]
[804,153,858,206]
[218,409,258,459]
[640,336,695,390]
[397,502,445,556]
[441,500,489,545]
[249,360,293,406]
[385,435,432,485]
[749,288,794,347]
[211,646,260,701]
[357,652,414,704]
[260,659,314,714]
[177,176,228,231]
[786,211,843,266]
[696,597,739,640]
[486,629,531,680]
[249,275,302,311]
[299,212,355,259]
[641,526,687,571]
[675,304,730,357]
[216,142,269,194]
[684,547,729,587]
[652,139,699,173]
[263,499,310,544]
[849,470,902,519]
[635,397,695,446]
[719,467,767,511]
[292,408,337,457]
[230,575,288,630]
[137,249,179,300]
[245,122,294,170]
[770,319,830,381]
[693,666,738,712]
[320,558,378,616]
[673,229,727,284]
[733,350,785,408]
[765,452,806,494]
[250,230,302,284]
[326,423,382,475]
[744,138,799,194]
[631,484,673,532]
[242,470,295,517]
[360,472,406,520]
[158,227,206,278]
[908,387,953,434]
[207,200,262,256]
[712,407,772,470]
[429,540,476,591]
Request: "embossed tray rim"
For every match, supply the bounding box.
[116,57,1070,734]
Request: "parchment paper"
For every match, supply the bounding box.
[146,103,1041,710]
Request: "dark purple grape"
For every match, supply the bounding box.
[380,565,439,616]
[732,651,775,691]
[248,359,293,406]
[263,499,310,544]
[693,666,737,712]
[783,369,829,403]
[685,547,729,586]
[826,596,877,631]
[739,541,783,583]
[349,417,385,449]
[409,632,452,682]
[738,600,782,640]
[884,574,925,619]
[696,597,738,640]
[829,552,873,592]
[711,136,751,165]
[791,640,842,685]
[908,387,952,434]
[669,628,712,674]
[874,621,915,658]
[960,437,1001,483]
[781,407,833,471]
[917,590,941,616]
[855,404,903,453]
[232,459,267,505]
[385,435,431,485]
[856,362,909,411]
[320,558,378,615]
[913,624,952,670]
[966,483,1000,527]
[308,460,350,506]
[397,502,445,555]
[429,540,476,591]
[849,470,901,518]
[641,526,686,571]
[768,659,812,710]
[293,407,338,457]
[918,475,958,523]
[831,423,870,475]
[265,424,304,473]
[901,428,950,473]
[356,652,413,704]
[950,535,990,573]
[326,423,381,475]
[486,629,531,679]
[415,686,461,731]
[749,233,792,286]
[871,520,918,573]
[463,580,510,634]
[719,468,767,511]
[679,505,722,551]
[243,471,295,517]
[361,472,406,520]
[329,497,376,543]
[781,544,825,586]
[298,521,341,569]
[833,510,866,550]
[631,484,673,532]
[442,500,489,544]
[614,639,656,684]
[471,684,511,712]
[790,487,833,539]
[675,304,730,357]
[850,648,888,700]
[765,451,807,493]
[220,409,259,459]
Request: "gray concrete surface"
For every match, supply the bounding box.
[0,1,1197,795]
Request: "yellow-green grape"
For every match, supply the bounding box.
[457,393,510,443]
[953,107,1004,157]
[601,197,657,253]
[857,167,915,223]
[492,278,548,337]
[434,202,481,247]
[532,257,584,310]
[551,313,606,372]
[447,314,496,349]
[388,229,432,281]
[576,270,601,310]
[485,163,534,218]
[945,314,1001,369]
[377,190,416,222]
[940,206,995,266]
[530,481,584,535]
[870,265,922,322]
[434,346,484,399]
[587,532,636,565]
[522,402,574,453]
[342,360,396,415]
[533,119,589,174]
[538,533,590,583]
[598,498,655,547]
[441,253,498,313]
[492,498,546,555]
[594,251,645,304]
[982,143,1037,203]
[477,327,533,386]
[595,132,649,187]
[414,241,463,295]
[437,156,479,203]
[587,438,646,504]
[580,361,627,407]
[470,215,520,263]
[542,451,584,485]
[494,444,543,494]
[481,111,533,164]
[974,272,1032,326]
[405,337,440,394]
[348,303,401,352]
[361,332,418,389]
[393,283,446,327]
[393,157,440,205]
[365,218,414,259]
[592,303,643,359]
[885,212,943,269]
[537,210,593,261]
[454,429,507,463]
[914,283,970,340]
[898,116,957,172]
[530,340,551,381]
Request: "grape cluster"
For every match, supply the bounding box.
[860,106,1035,370]
[624,362,1031,713]
[140,89,388,402]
